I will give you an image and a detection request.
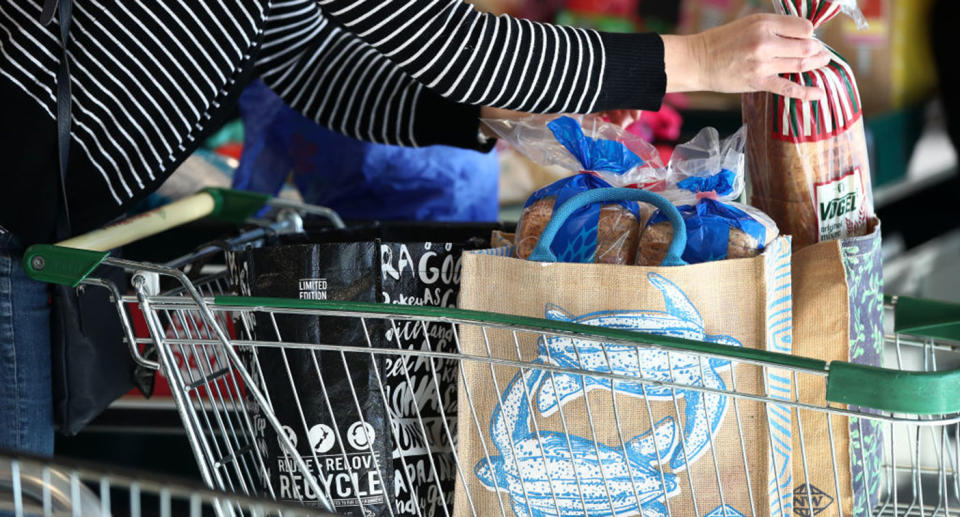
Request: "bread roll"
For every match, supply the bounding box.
[515,198,640,264]
[635,200,779,266]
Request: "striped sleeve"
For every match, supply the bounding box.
[314,0,667,114]
[256,0,485,149]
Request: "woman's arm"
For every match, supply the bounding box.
[314,0,667,113]
[256,4,491,149]
[315,1,830,105]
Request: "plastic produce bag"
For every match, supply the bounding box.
[484,115,665,188]
[516,174,642,263]
[743,0,874,249]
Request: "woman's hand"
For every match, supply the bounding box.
[600,109,642,129]
[662,14,830,102]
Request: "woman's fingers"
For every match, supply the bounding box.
[766,35,825,60]
[764,14,815,39]
[760,76,826,102]
[771,51,833,75]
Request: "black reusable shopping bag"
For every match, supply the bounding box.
[231,222,499,516]
[237,241,394,516]
[284,223,499,517]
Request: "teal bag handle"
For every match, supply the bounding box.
[528,187,688,266]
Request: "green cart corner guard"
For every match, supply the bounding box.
[889,295,960,342]
[22,244,110,287]
[202,187,271,225]
[826,361,960,416]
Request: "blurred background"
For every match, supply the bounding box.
[56,0,960,478]
[143,0,958,303]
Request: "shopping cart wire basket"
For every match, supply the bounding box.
[22,188,960,517]
[0,449,334,516]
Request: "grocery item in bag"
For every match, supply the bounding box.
[509,116,661,263]
[515,174,642,263]
[234,242,393,516]
[743,0,873,249]
[638,198,779,265]
[638,125,779,265]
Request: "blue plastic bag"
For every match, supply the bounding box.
[647,198,770,264]
[518,174,641,263]
[546,116,645,175]
[233,80,499,222]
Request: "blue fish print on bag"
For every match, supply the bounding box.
[476,364,681,517]
[535,273,740,471]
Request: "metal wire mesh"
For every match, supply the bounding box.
[0,451,331,517]
[124,286,960,517]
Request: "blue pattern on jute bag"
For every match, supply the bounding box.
[841,223,884,516]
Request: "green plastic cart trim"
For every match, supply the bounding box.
[216,296,826,371]
[889,295,960,342]
[215,296,960,415]
[203,187,271,224]
[826,361,960,415]
[22,245,110,287]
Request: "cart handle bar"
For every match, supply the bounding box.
[22,249,960,415]
[208,295,960,416]
[41,187,345,255]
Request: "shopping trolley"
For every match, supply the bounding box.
[22,188,960,516]
[0,449,333,516]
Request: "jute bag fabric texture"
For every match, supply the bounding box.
[454,229,795,517]
[791,221,883,517]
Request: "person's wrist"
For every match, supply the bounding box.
[662,34,705,93]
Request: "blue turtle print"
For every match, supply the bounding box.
[475,273,742,517]
[536,272,740,471]
[476,363,681,517]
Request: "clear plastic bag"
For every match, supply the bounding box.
[484,115,666,188]
[637,200,779,266]
[636,125,779,265]
[515,174,641,264]
[744,0,874,249]
[663,125,747,205]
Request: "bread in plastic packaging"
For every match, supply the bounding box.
[515,174,641,264]
[488,115,652,264]
[634,123,779,265]
[637,199,780,266]
[743,0,874,249]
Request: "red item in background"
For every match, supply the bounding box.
[623,93,685,163]
[565,0,638,16]
[124,303,242,400]
[654,143,674,164]
[213,143,243,161]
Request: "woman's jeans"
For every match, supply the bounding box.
[0,229,54,455]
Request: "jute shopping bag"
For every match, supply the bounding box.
[791,220,883,517]
[454,189,794,517]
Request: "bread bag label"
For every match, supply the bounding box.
[814,167,868,241]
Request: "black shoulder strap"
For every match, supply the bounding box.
[40,0,74,235]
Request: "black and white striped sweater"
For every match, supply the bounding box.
[0,0,665,242]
